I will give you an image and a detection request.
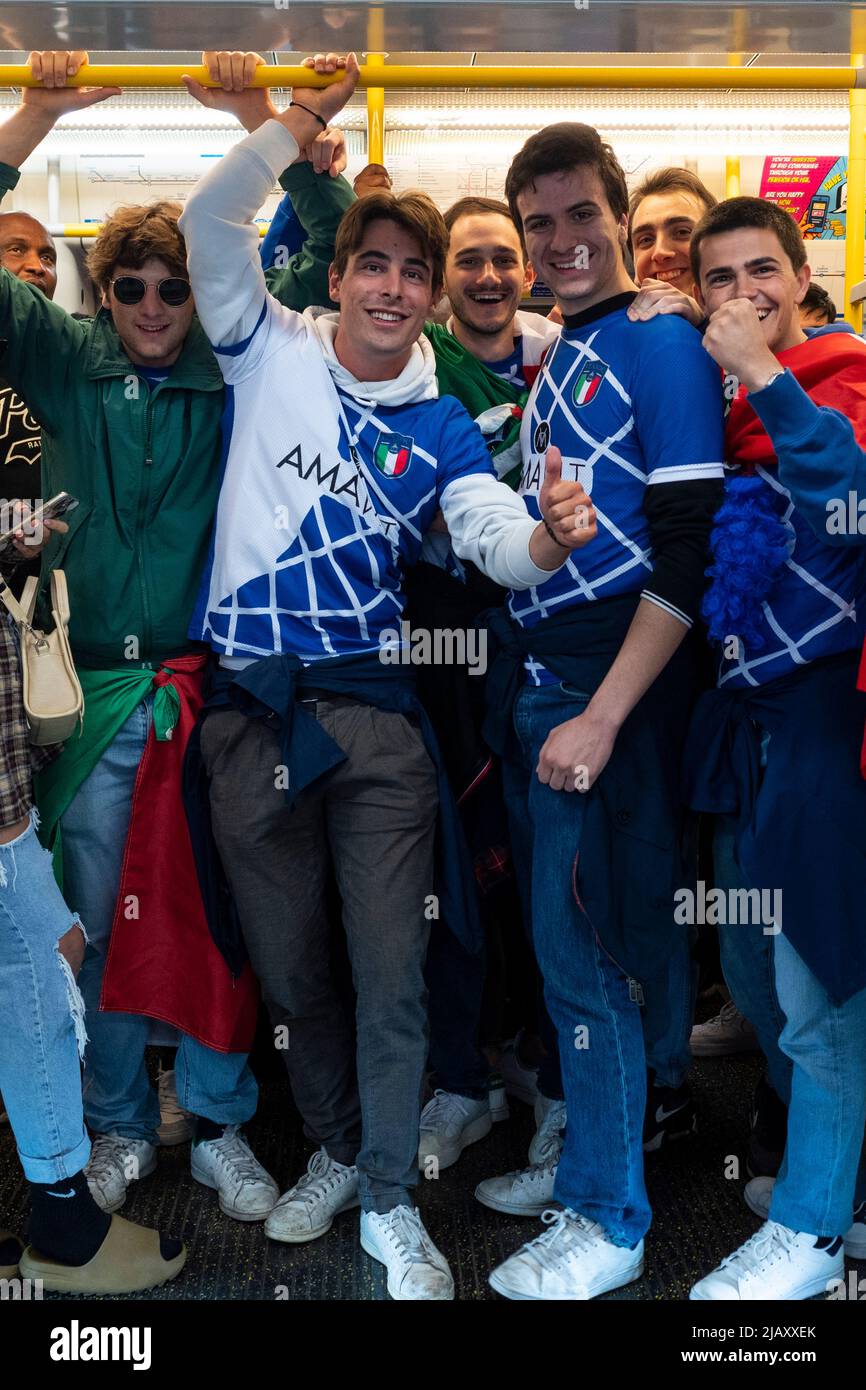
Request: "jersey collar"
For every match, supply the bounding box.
[561,291,638,332]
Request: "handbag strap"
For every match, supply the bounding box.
[0,572,36,627]
[0,568,71,631]
[50,569,71,628]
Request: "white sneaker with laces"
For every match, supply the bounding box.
[744,1176,866,1260]
[489,1208,644,1301]
[529,1095,567,1165]
[475,1157,558,1216]
[156,1068,193,1147]
[191,1125,279,1222]
[499,1032,541,1107]
[690,1001,759,1056]
[690,1220,844,1300]
[360,1205,454,1300]
[265,1149,360,1243]
[417,1089,492,1170]
[85,1134,158,1214]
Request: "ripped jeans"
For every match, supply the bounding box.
[0,812,91,1182]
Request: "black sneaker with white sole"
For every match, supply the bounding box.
[643,1076,697,1153]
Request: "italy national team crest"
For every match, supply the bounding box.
[572,359,608,408]
[373,431,414,477]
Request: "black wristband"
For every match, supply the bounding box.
[543,518,569,550]
[289,100,327,131]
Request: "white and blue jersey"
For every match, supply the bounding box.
[714,360,866,689]
[188,313,496,663]
[716,472,866,689]
[509,293,725,683]
[178,119,550,667]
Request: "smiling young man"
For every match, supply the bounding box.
[627,167,716,320]
[471,123,725,1301]
[178,56,595,1300]
[430,196,558,393]
[676,197,866,1300]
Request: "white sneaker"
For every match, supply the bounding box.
[489,1208,644,1301]
[690,1001,759,1056]
[476,1158,558,1216]
[360,1205,454,1300]
[191,1124,279,1222]
[690,1220,844,1300]
[499,1032,541,1107]
[85,1134,157,1214]
[417,1090,492,1171]
[745,1176,866,1260]
[265,1149,360,1243]
[529,1094,566,1166]
[156,1068,193,1147]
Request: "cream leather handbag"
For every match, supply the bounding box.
[0,569,84,745]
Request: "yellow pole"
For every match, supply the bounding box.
[365,7,386,165]
[846,18,866,331]
[725,32,743,198]
[367,58,385,166]
[0,63,862,90]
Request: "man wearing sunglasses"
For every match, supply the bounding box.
[0,48,356,1231]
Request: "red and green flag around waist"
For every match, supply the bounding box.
[35,653,258,1054]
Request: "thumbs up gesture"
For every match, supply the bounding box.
[538,445,597,551]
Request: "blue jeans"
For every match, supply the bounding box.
[770,931,866,1236]
[0,815,91,1182]
[642,927,697,1090]
[714,814,790,1103]
[62,697,257,1145]
[502,682,650,1247]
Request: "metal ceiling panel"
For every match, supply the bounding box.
[0,3,865,59]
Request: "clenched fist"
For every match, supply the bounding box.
[702,298,782,393]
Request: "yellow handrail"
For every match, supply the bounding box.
[51,224,270,236]
[0,64,863,90]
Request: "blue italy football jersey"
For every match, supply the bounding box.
[189,306,496,664]
[510,298,725,630]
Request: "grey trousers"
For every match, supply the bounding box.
[200,696,438,1213]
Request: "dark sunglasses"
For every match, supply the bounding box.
[109,276,192,307]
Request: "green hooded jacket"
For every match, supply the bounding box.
[0,157,354,667]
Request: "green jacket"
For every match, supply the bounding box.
[0,158,354,666]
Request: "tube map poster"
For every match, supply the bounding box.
[759,155,847,239]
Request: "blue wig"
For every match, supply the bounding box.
[702,474,791,651]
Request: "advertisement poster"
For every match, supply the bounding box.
[759,154,848,238]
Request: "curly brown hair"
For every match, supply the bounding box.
[86,200,187,292]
